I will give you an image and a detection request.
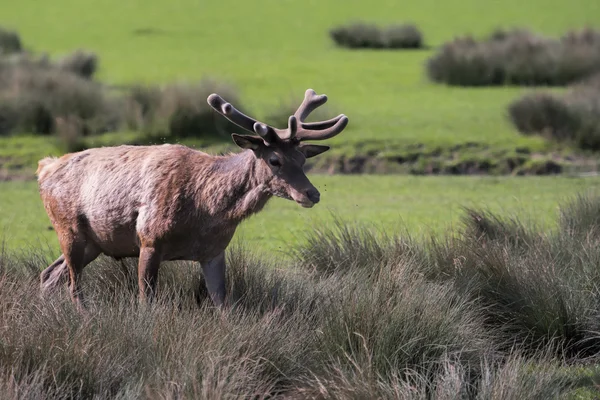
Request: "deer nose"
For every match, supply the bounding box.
[306,188,320,204]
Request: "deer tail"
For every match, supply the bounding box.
[36,157,59,181]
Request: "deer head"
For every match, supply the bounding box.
[207,89,348,208]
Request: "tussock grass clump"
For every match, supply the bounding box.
[0,54,119,141]
[5,192,600,397]
[0,26,245,145]
[293,219,420,278]
[0,53,243,145]
[330,21,424,49]
[0,250,319,398]
[124,78,246,140]
[427,27,600,86]
[559,191,600,238]
[0,26,22,55]
[437,200,600,357]
[57,49,98,79]
[508,72,600,150]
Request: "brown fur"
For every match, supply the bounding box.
[38,89,348,308]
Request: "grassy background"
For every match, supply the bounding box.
[3,176,600,256]
[2,0,598,153]
[1,0,600,252]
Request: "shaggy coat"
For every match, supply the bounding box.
[38,88,348,308]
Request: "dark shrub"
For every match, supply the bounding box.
[425,36,504,86]
[55,115,88,153]
[123,84,162,130]
[427,28,600,86]
[384,23,423,49]
[0,26,22,55]
[330,22,384,49]
[508,72,600,150]
[127,78,245,139]
[0,97,19,135]
[0,59,120,137]
[508,93,579,138]
[13,94,55,134]
[330,22,424,49]
[57,50,98,79]
[0,49,243,146]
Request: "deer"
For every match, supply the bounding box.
[36,88,348,309]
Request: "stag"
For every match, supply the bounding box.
[37,89,348,308]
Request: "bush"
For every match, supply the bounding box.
[123,84,162,131]
[57,49,98,79]
[0,97,19,135]
[124,78,246,140]
[508,72,600,150]
[330,22,424,49]
[0,52,245,147]
[384,23,423,49]
[0,27,22,55]
[427,28,600,86]
[0,27,247,147]
[0,61,119,136]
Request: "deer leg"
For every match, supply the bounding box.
[201,251,226,307]
[61,236,100,310]
[41,244,101,295]
[137,246,162,303]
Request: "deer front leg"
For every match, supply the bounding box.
[201,251,226,307]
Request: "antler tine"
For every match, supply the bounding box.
[294,89,328,122]
[283,89,350,141]
[302,114,346,130]
[295,114,349,141]
[207,93,277,142]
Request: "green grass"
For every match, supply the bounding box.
[2,175,600,257]
[1,0,598,156]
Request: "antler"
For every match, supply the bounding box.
[207,89,348,143]
[207,93,280,143]
[286,89,349,141]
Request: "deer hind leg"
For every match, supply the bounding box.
[201,251,227,307]
[41,245,101,295]
[59,233,101,310]
[137,245,163,303]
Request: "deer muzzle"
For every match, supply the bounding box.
[291,187,320,208]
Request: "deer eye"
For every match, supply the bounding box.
[268,157,282,167]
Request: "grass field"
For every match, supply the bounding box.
[3,175,600,256]
[1,0,599,173]
[3,1,600,397]
[0,0,598,248]
[3,191,600,398]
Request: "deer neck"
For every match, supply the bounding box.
[200,150,273,223]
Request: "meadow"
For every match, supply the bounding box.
[3,193,600,398]
[2,176,600,255]
[2,0,600,397]
[0,0,600,249]
[1,0,599,176]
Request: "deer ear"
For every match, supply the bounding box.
[298,144,330,158]
[231,134,264,150]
